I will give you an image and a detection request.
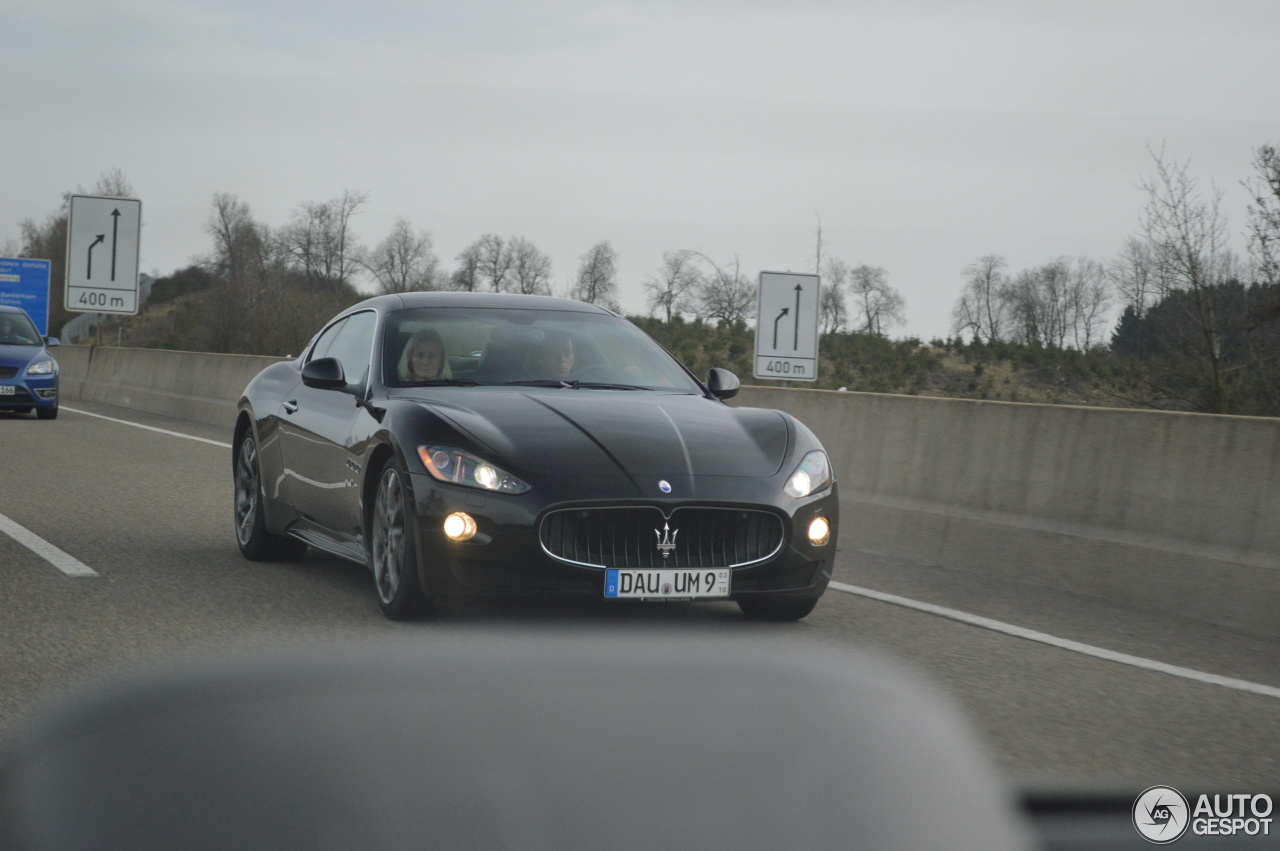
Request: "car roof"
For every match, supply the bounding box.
[0,305,33,316]
[354,291,617,315]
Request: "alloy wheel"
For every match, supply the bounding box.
[235,436,260,546]
[372,468,405,605]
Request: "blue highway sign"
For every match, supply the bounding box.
[0,257,52,335]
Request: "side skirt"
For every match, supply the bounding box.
[286,521,368,568]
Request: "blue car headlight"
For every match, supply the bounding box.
[418,445,531,494]
[784,450,832,498]
[26,358,56,376]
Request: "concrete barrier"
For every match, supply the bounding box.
[736,387,1280,638]
[54,346,1279,637]
[58,345,284,430]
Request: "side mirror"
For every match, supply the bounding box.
[301,357,347,390]
[705,368,740,400]
[43,336,61,347]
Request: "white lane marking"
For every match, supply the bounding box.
[0,512,98,576]
[829,581,1280,701]
[62,406,232,448]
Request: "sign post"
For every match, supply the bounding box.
[65,195,142,316]
[0,258,53,335]
[753,271,820,382]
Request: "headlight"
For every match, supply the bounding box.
[26,359,55,376]
[418,445,530,494]
[784,450,832,498]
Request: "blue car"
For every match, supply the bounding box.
[0,305,59,420]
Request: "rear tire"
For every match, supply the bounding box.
[369,458,428,620]
[737,594,821,622]
[234,432,308,560]
[36,406,57,420]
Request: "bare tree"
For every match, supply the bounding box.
[466,234,514,292]
[1068,257,1113,349]
[207,193,269,288]
[203,193,263,351]
[692,252,755,325]
[644,250,700,322]
[848,265,905,335]
[951,255,1008,342]
[571,241,621,309]
[449,242,484,292]
[365,218,439,294]
[819,257,849,335]
[280,189,368,290]
[90,169,134,198]
[1136,149,1236,411]
[1108,237,1164,317]
[1245,144,1280,287]
[508,236,553,295]
[1000,259,1072,347]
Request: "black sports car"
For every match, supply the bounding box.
[234,292,838,620]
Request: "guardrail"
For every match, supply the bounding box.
[54,345,1280,637]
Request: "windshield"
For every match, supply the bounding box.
[0,313,40,346]
[383,307,702,392]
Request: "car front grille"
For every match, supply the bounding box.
[0,367,17,378]
[539,506,785,569]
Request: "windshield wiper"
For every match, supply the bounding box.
[402,378,481,387]
[574,382,647,391]
[503,379,579,388]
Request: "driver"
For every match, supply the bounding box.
[398,329,452,382]
[530,332,574,381]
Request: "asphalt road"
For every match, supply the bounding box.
[2,400,1277,790]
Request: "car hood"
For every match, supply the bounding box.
[0,344,44,369]
[404,389,789,480]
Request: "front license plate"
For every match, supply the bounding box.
[604,568,731,600]
[0,385,14,395]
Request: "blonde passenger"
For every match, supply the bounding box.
[398,329,452,382]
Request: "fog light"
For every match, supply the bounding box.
[443,512,478,542]
[37,389,57,399]
[807,516,831,546]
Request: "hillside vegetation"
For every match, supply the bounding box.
[94,281,1280,418]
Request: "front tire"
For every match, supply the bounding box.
[369,459,428,620]
[234,432,307,560]
[737,594,821,622]
[36,406,57,420]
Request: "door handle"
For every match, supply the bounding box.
[283,400,299,415]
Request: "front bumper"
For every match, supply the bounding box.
[0,371,58,411]
[407,472,838,601]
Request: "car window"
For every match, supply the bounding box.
[324,310,376,388]
[307,317,347,364]
[381,307,702,391]
[0,313,40,346]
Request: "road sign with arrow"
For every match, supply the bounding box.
[753,271,819,381]
[65,194,142,315]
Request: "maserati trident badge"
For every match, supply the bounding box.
[655,522,678,559]
[658,480,672,493]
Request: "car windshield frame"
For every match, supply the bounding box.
[0,312,41,346]
[380,306,705,394]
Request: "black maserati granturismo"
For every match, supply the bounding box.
[234,292,838,620]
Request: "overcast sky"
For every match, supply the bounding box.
[5,0,1278,341]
